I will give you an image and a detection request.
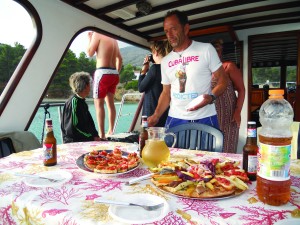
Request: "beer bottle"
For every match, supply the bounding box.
[43,118,57,166]
[243,121,258,181]
[139,116,148,158]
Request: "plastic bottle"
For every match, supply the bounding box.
[43,118,57,166]
[257,89,294,206]
[243,121,258,181]
[139,116,148,158]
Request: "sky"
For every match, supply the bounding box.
[0,0,130,57]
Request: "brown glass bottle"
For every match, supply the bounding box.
[243,121,258,181]
[43,119,57,166]
[139,116,148,158]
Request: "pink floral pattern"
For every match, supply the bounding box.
[0,141,299,225]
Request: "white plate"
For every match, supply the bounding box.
[108,194,169,224]
[273,219,300,225]
[118,143,138,153]
[185,95,204,110]
[24,170,72,187]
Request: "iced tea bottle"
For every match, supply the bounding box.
[257,89,294,206]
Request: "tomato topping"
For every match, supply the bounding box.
[191,172,200,179]
[113,148,122,154]
[99,150,107,156]
[128,152,138,159]
[95,156,105,161]
[90,150,99,156]
[216,177,231,185]
[107,153,114,158]
[95,165,105,170]
[98,160,108,166]
[107,158,116,164]
[224,170,247,178]
[118,164,128,169]
[211,158,219,165]
[87,159,97,165]
[221,163,236,171]
[128,160,136,165]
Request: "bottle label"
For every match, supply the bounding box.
[46,127,53,133]
[247,128,256,138]
[257,143,291,181]
[142,121,148,128]
[248,155,257,173]
[43,143,54,160]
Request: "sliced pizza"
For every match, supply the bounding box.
[83,148,139,174]
[150,157,249,199]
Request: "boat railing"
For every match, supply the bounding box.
[38,92,144,141]
[40,102,64,142]
[113,93,144,134]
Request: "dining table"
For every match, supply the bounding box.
[0,141,299,225]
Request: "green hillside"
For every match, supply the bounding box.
[120,46,150,67]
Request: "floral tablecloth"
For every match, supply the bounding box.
[0,141,299,225]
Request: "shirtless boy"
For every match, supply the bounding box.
[87,32,123,139]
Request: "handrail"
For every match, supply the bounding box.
[113,93,143,134]
[128,93,144,132]
[38,94,143,140]
[39,102,64,142]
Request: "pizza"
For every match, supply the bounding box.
[83,147,139,174]
[150,158,249,199]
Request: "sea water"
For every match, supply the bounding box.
[29,102,139,144]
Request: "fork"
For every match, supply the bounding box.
[14,173,63,183]
[125,173,154,185]
[125,168,175,185]
[94,198,164,211]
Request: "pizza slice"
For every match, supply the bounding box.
[158,180,235,198]
[223,169,249,182]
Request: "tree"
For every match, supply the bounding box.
[125,80,138,91]
[77,52,96,75]
[0,43,26,93]
[119,64,135,84]
[48,50,79,98]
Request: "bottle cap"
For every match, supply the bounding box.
[268,89,284,99]
[269,89,284,95]
[45,118,53,125]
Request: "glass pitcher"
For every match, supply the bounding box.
[141,127,176,168]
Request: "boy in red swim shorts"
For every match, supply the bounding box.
[87,32,122,139]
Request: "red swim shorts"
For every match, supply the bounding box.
[93,68,119,99]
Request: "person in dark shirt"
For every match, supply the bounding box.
[61,72,101,143]
[138,40,172,127]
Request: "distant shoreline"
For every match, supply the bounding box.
[43,92,142,104]
[43,88,141,104]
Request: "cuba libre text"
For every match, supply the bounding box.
[168,56,199,67]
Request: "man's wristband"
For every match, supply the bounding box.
[209,94,216,104]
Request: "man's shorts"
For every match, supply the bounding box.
[165,115,219,129]
[93,67,119,99]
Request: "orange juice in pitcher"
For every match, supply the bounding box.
[141,127,176,168]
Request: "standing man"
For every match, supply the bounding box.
[87,32,122,139]
[148,10,228,129]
